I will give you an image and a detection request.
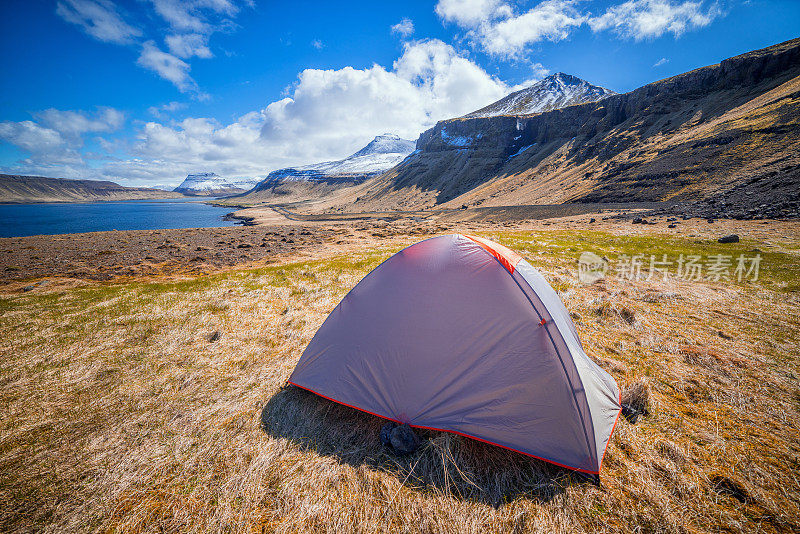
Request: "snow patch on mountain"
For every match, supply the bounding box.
[348,133,417,158]
[465,73,616,118]
[441,128,475,147]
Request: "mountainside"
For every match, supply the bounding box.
[0,174,184,203]
[327,38,800,218]
[465,73,615,118]
[173,173,259,196]
[234,134,415,204]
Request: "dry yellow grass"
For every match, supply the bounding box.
[1,225,799,533]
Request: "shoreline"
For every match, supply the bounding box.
[1,212,798,286]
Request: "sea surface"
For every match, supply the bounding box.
[0,198,239,238]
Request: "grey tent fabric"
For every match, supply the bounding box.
[289,234,621,474]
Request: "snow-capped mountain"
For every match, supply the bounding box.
[465,73,616,118]
[247,134,415,195]
[173,172,260,196]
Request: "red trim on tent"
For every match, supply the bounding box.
[463,234,523,274]
[288,380,609,475]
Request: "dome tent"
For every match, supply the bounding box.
[288,234,622,475]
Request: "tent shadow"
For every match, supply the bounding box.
[261,385,590,507]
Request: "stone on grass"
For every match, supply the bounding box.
[389,423,420,455]
[718,234,740,243]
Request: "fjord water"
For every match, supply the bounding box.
[0,198,239,238]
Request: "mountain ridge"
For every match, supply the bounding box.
[465,72,616,118]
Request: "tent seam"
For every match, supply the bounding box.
[506,269,597,471]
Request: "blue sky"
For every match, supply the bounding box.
[0,0,798,187]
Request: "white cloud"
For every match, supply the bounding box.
[0,108,126,172]
[137,41,201,94]
[166,33,213,58]
[391,18,415,37]
[435,0,584,58]
[259,39,509,161]
[56,0,141,44]
[149,0,238,33]
[436,0,721,57]
[2,40,514,186]
[479,1,586,57]
[36,107,124,142]
[0,121,66,154]
[56,0,252,94]
[147,101,188,118]
[653,57,669,67]
[311,39,324,50]
[142,1,250,90]
[589,0,720,40]
[435,0,510,27]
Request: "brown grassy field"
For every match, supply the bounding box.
[1,220,799,533]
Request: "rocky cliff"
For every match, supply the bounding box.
[334,38,800,218]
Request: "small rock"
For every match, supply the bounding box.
[380,422,396,447]
[717,234,739,243]
[632,217,643,224]
[589,218,596,223]
[389,423,420,455]
[208,330,222,342]
[668,224,677,228]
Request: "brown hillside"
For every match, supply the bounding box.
[0,174,184,203]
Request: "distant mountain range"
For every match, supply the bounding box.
[0,174,184,204]
[233,134,415,203]
[173,172,260,196]
[465,73,616,118]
